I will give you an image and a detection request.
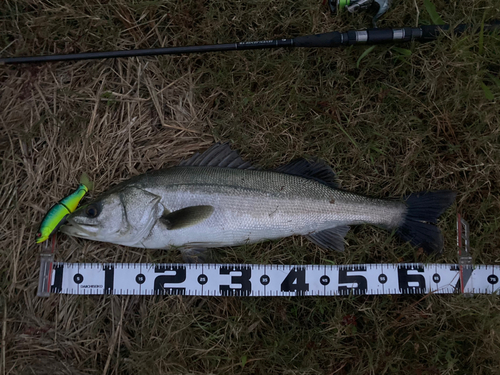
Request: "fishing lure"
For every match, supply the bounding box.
[36,173,93,244]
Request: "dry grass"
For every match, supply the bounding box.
[1,0,500,374]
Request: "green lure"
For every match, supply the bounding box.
[36,174,93,244]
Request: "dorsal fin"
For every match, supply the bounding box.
[275,158,339,188]
[178,143,254,169]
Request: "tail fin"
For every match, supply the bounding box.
[396,191,456,254]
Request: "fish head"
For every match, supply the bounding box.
[60,187,162,246]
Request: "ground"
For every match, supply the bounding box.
[1,0,500,374]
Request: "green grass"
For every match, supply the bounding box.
[1,0,500,374]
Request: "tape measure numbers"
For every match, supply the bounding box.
[38,261,500,296]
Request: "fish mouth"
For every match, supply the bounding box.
[60,220,99,238]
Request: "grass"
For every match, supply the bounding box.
[1,0,500,374]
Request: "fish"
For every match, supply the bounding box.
[60,143,456,258]
[36,173,93,243]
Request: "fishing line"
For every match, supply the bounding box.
[37,217,500,297]
[2,22,499,65]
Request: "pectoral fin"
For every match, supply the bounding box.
[160,205,214,230]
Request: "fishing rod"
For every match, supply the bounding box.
[1,21,499,65]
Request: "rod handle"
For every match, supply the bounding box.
[293,32,343,47]
[294,27,422,47]
[293,21,500,48]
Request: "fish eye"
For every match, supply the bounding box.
[85,205,99,218]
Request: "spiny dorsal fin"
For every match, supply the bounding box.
[306,225,350,252]
[160,205,215,230]
[275,158,339,188]
[178,143,254,169]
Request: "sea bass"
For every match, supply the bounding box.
[60,143,456,258]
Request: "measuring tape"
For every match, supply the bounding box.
[38,261,499,296]
[37,216,500,297]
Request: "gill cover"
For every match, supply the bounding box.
[62,187,162,246]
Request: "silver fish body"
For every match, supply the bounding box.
[61,144,455,254]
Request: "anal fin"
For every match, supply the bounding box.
[306,225,350,252]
